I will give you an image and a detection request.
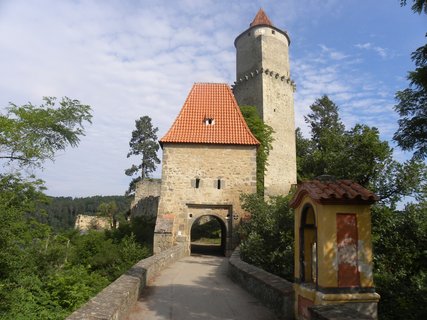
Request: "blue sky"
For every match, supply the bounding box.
[0,0,425,197]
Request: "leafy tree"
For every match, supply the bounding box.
[239,193,294,281]
[240,106,274,195]
[108,215,156,248]
[304,95,345,146]
[0,97,92,167]
[394,37,427,159]
[297,95,425,207]
[125,116,160,196]
[372,202,427,320]
[394,1,427,159]
[97,201,118,228]
[400,0,427,14]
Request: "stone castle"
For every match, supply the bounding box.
[69,9,380,320]
[134,9,297,256]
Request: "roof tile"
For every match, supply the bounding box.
[160,83,260,146]
[290,178,379,208]
[250,8,273,27]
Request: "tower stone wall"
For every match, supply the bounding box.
[234,22,297,196]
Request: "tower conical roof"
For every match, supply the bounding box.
[250,8,273,27]
[160,83,259,146]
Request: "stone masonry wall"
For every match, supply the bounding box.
[131,179,161,208]
[154,143,257,254]
[74,214,111,231]
[66,243,188,320]
[228,248,294,319]
[130,179,161,219]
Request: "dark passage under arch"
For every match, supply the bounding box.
[190,215,226,256]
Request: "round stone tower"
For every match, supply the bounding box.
[233,9,297,197]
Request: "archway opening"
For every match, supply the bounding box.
[190,215,226,256]
[299,204,317,285]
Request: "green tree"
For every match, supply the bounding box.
[97,201,118,228]
[372,202,427,320]
[394,37,427,159]
[304,95,345,146]
[297,96,425,207]
[125,116,160,196]
[240,106,274,195]
[239,193,294,281]
[400,0,427,13]
[0,97,92,167]
[0,96,93,319]
[394,1,427,159]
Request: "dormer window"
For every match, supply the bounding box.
[204,118,215,125]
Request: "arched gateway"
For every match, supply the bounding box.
[190,212,228,256]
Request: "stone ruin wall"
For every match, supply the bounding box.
[130,179,162,219]
[74,214,111,231]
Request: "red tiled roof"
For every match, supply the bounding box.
[250,8,273,27]
[160,83,260,146]
[289,177,379,208]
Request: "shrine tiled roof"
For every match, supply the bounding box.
[160,83,259,146]
[289,177,379,207]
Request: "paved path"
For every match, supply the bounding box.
[127,254,278,320]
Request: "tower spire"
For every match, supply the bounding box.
[250,8,273,27]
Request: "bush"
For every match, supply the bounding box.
[239,194,294,281]
[372,203,427,320]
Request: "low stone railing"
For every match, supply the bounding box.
[67,243,188,320]
[228,248,294,319]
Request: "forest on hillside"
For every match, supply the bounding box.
[37,195,131,231]
[0,97,157,319]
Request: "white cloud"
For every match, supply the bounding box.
[319,44,348,60]
[355,42,389,58]
[293,43,398,141]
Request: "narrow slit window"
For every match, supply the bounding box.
[195,178,200,189]
[217,179,221,189]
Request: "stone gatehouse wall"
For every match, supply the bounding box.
[66,243,188,320]
[154,143,257,254]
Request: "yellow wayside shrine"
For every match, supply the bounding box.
[290,177,381,320]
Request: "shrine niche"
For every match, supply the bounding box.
[290,176,381,320]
